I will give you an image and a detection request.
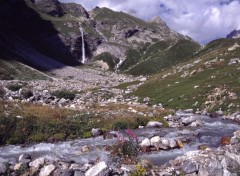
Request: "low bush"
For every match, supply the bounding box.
[52,89,76,100]
[21,88,33,99]
[111,129,139,164]
[7,84,22,91]
[28,133,49,142]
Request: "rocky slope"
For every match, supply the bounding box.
[227,29,240,39]
[134,38,240,113]
[0,0,200,75]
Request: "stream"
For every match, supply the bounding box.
[0,115,239,167]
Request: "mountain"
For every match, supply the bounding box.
[227,29,240,39]
[133,38,240,112]
[0,0,200,74]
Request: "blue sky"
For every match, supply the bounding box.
[60,0,240,44]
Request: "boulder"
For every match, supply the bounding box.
[189,120,202,127]
[39,164,56,176]
[91,128,103,137]
[85,161,109,176]
[29,157,45,169]
[0,163,6,174]
[150,136,161,148]
[182,116,197,125]
[146,121,163,128]
[53,169,74,176]
[169,139,177,148]
[221,137,231,145]
[181,161,199,174]
[139,138,151,147]
[58,162,69,170]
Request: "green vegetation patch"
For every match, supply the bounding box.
[93,52,120,70]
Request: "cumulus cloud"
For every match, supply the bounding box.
[60,0,240,44]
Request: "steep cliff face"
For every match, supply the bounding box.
[0,0,200,74]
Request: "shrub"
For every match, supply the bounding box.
[52,89,76,100]
[7,84,22,91]
[50,133,66,141]
[21,88,33,99]
[28,133,49,142]
[111,129,139,163]
[83,131,92,138]
[112,121,128,130]
[131,164,146,176]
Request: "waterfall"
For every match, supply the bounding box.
[79,26,86,64]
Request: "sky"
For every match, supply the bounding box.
[60,0,240,44]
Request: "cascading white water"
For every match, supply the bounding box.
[79,26,86,64]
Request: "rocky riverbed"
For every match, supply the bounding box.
[0,110,240,175]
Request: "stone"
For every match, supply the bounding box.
[146,121,163,128]
[150,136,161,148]
[91,128,103,137]
[221,137,231,145]
[182,116,197,125]
[233,130,240,140]
[139,138,151,147]
[81,145,91,153]
[181,161,198,174]
[85,161,109,176]
[177,140,184,148]
[168,139,177,148]
[69,163,82,171]
[0,163,7,174]
[14,162,27,171]
[53,169,74,176]
[161,138,169,146]
[39,164,56,176]
[58,162,69,170]
[74,171,85,176]
[189,120,202,127]
[29,157,45,169]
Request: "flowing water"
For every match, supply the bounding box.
[0,115,239,166]
[79,25,86,64]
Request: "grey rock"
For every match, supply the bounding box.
[39,164,56,176]
[181,161,198,174]
[182,116,197,125]
[146,121,163,128]
[29,157,45,169]
[85,161,109,176]
[54,169,74,176]
[0,163,7,174]
[74,171,85,176]
[91,128,103,137]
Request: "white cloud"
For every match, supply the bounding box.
[60,0,240,44]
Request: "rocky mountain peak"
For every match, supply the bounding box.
[31,0,64,17]
[149,16,167,26]
[61,2,89,18]
[226,29,240,39]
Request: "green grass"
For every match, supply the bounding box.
[121,40,200,75]
[93,52,120,70]
[133,38,240,112]
[114,80,141,90]
[0,59,47,80]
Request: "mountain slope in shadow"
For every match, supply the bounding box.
[0,0,80,71]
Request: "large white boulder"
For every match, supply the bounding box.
[150,136,161,148]
[85,161,109,176]
[146,121,163,128]
[29,157,45,169]
[139,138,151,147]
[39,164,56,176]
